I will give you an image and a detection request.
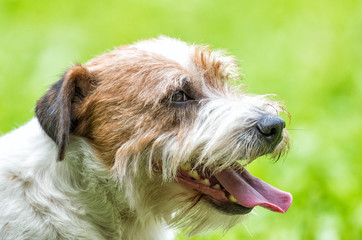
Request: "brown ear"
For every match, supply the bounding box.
[36,64,94,161]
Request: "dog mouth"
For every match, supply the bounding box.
[176,163,292,215]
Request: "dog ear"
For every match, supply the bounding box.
[36,64,94,161]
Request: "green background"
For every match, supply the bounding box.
[0,0,361,239]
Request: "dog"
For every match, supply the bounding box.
[0,36,292,240]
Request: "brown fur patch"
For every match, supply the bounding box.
[192,46,236,92]
[71,48,200,167]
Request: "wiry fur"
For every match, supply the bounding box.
[0,36,289,239]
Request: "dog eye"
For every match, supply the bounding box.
[171,91,189,102]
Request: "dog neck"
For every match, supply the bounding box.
[0,118,173,239]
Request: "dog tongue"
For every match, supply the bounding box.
[215,168,292,213]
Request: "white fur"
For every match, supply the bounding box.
[0,119,174,240]
[134,36,194,69]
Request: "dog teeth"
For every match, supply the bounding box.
[181,163,191,171]
[200,179,211,186]
[211,184,221,190]
[229,195,239,204]
[188,170,200,180]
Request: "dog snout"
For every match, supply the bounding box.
[256,115,285,145]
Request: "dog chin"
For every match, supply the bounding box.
[206,198,254,215]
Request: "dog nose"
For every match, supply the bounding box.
[256,115,285,144]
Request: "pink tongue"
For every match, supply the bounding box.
[215,168,292,213]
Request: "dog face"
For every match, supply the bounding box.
[36,37,292,235]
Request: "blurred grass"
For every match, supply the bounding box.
[0,0,361,239]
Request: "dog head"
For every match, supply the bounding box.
[36,36,292,235]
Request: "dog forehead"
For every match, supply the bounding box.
[132,37,240,91]
[85,37,240,99]
[133,36,194,69]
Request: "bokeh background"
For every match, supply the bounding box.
[0,0,361,239]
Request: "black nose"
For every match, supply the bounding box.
[256,115,285,144]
